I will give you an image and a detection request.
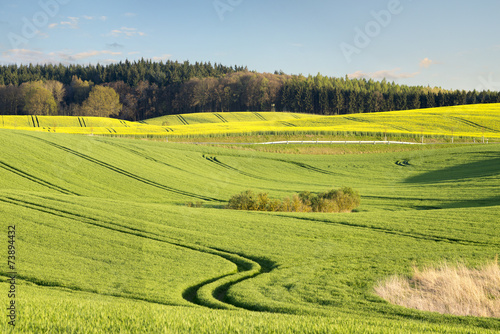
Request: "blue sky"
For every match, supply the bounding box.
[0,0,499,91]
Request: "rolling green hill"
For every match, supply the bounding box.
[0,128,499,332]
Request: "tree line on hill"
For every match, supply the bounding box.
[0,60,499,120]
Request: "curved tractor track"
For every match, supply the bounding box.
[0,195,272,311]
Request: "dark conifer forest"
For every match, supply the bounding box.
[0,59,498,120]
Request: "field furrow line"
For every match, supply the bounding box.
[177,115,189,125]
[204,155,270,181]
[253,112,266,121]
[447,116,500,133]
[344,116,373,124]
[277,159,337,176]
[214,113,228,123]
[0,160,79,195]
[22,134,223,202]
[98,140,185,171]
[281,215,497,247]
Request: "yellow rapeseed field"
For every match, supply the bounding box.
[1,104,499,139]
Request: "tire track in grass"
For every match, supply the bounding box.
[204,155,270,181]
[177,115,189,125]
[345,116,410,132]
[0,195,267,311]
[253,112,266,121]
[97,140,186,172]
[0,161,79,196]
[30,115,40,128]
[278,214,498,247]
[22,134,223,202]
[447,116,500,133]
[280,121,296,127]
[214,113,228,123]
[344,116,373,124]
[203,155,331,187]
[276,159,337,176]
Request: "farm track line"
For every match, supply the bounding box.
[279,215,497,247]
[0,195,268,311]
[447,116,500,133]
[204,156,270,181]
[344,116,373,124]
[97,140,186,172]
[344,116,411,132]
[0,160,79,196]
[203,155,327,187]
[21,134,222,202]
[214,113,228,123]
[0,273,188,308]
[386,124,411,132]
[177,115,189,125]
[276,159,337,176]
[253,112,266,121]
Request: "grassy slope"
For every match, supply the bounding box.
[2,103,500,140]
[0,129,499,332]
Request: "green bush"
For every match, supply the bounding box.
[227,187,360,213]
[228,190,259,210]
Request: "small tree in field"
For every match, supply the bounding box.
[21,83,57,115]
[80,86,122,117]
[227,187,360,213]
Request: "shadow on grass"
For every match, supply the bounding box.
[440,195,500,209]
[405,153,500,184]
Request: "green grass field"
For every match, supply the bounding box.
[0,112,499,332]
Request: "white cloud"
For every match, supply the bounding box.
[2,49,43,57]
[37,31,49,39]
[48,23,58,29]
[58,50,122,61]
[348,68,420,80]
[101,59,119,64]
[420,58,436,68]
[1,49,58,64]
[109,27,146,38]
[0,49,122,65]
[83,15,107,21]
[151,54,172,62]
[60,17,79,29]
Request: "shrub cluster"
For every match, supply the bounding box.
[227,187,360,213]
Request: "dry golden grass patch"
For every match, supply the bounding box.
[375,258,500,318]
